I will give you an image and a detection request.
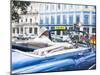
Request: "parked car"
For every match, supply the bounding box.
[29,34,37,39]
[23,34,31,40]
[16,34,24,40]
[16,34,37,40]
[16,34,30,40]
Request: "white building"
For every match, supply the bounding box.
[12,2,96,37]
[12,2,40,37]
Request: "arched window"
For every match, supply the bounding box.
[26,18,27,22]
[17,28,19,34]
[92,15,96,25]
[63,15,67,24]
[40,17,43,24]
[45,16,49,24]
[21,27,23,34]
[13,28,15,34]
[29,27,32,33]
[51,16,54,24]
[57,4,61,10]
[76,15,80,24]
[34,28,37,34]
[57,15,60,24]
[30,18,32,23]
[84,15,89,25]
[69,15,73,25]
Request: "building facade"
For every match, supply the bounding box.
[12,2,96,37]
[12,2,40,37]
[39,3,96,37]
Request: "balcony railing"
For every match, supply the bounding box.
[12,22,39,26]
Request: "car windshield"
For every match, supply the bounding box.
[49,30,90,46]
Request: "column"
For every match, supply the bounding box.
[14,28,16,35]
[89,27,92,37]
[49,26,51,30]
[55,31,57,35]
[23,27,25,34]
[32,27,34,34]
[89,11,92,25]
[37,26,40,35]
[59,14,62,25]
[80,26,83,31]
[27,27,29,34]
[60,31,63,36]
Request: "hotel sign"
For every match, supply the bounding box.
[55,26,66,30]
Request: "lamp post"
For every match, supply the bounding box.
[77,22,82,42]
[78,22,82,28]
[74,22,82,47]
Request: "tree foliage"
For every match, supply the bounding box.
[11,0,30,22]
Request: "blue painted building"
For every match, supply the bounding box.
[38,3,96,36]
[12,2,96,38]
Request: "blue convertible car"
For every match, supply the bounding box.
[12,30,96,74]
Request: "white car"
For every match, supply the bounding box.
[29,34,37,39]
[23,34,31,40]
[16,34,24,40]
[16,34,31,40]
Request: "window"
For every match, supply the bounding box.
[69,15,73,25]
[83,27,89,33]
[40,18,43,24]
[67,5,73,8]
[46,27,49,29]
[64,5,67,9]
[17,28,19,34]
[63,15,67,24]
[26,18,27,22]
[29,27,32,33]
[76,15,80,23]
[58,4,61,10]
[51,16,55,24]
[92,15,96,25]
[66,27,67,30]
[93,6,96,10]
[51,4,54,10]
[34,28,37,34]
[57,15,60,24]
[69,5,73,8]
[18,20,19,23]
[84,15,89,25]
[45,17,49,24]
[69,27,73,31]
[84,5,88,8]
[57,31,60,35]
[13,28,15,34]
[40,4,43,11]
[30,18,32,23]
[21,27,23,34]
[51,27,54,30]
[31,6,32,9]
[75,5,79,9]
[45,4,48,10]
[83,11,90,14]
[92,28,96,33]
